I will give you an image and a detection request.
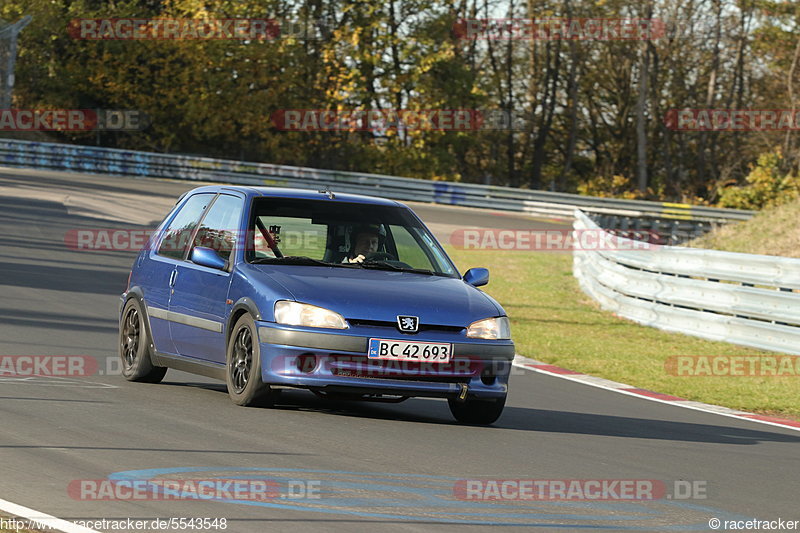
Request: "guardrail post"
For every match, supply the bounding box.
[0,16,31,109]
[572,208,800,355]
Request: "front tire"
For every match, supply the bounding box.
[119,299,167,383]
[448,396,506,425]
[226,314,274,407]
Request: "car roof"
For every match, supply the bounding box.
[184,185,405,207]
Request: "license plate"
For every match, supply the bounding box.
[368,338,452,362]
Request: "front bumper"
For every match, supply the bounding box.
[257,323,514,400]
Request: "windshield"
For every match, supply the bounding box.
[246,197,457,277]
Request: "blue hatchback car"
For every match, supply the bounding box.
[120,186,514,424]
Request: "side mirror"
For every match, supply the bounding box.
[463,267,489,287]
[191,247,227,270]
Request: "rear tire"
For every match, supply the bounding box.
[448,396,506,425]
[119,299,168,383]
[226,314,274,407]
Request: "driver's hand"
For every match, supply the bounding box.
[348,254,365,263]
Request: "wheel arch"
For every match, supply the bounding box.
[121,287,158,363]
[122,286,146,309]
[227,297,262,344]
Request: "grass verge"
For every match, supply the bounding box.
[445,246,800,420]
[693,198,800,258]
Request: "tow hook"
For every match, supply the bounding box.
[457,383,469,402]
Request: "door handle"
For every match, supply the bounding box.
[169,270,177,287]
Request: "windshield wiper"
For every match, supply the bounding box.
[359,260,436,276]
[252,256,354,268]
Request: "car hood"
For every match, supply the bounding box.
[249,264,504,327]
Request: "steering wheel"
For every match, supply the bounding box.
[364,252,395,261]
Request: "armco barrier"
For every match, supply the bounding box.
[573,210,800,355]
[0,139,753,226]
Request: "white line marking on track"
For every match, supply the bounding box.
[512,355,800,433]
[0,376,117,388]
[0,497,101,533]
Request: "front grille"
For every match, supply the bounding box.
[347,319,464,333]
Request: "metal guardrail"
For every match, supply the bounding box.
[3,138,787,351]
[573,210,800,355]
[0,138,753,226]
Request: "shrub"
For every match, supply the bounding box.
[717,148,800,209]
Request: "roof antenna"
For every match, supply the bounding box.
[318,186,335,200]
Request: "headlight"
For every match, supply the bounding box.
[466,316,511,340]
[274,301,348,329]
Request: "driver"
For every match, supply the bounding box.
[346,225,382,263]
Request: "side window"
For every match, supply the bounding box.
[389,225,436,270]
[157,193,215,260]
[389,225,454,274]
[192,194,244,261]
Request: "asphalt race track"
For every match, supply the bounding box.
[0,167,798,532]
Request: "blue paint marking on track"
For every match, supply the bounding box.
[108,467,750,529]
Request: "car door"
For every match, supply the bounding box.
[169,193,244,363]
[140,192,216,356]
